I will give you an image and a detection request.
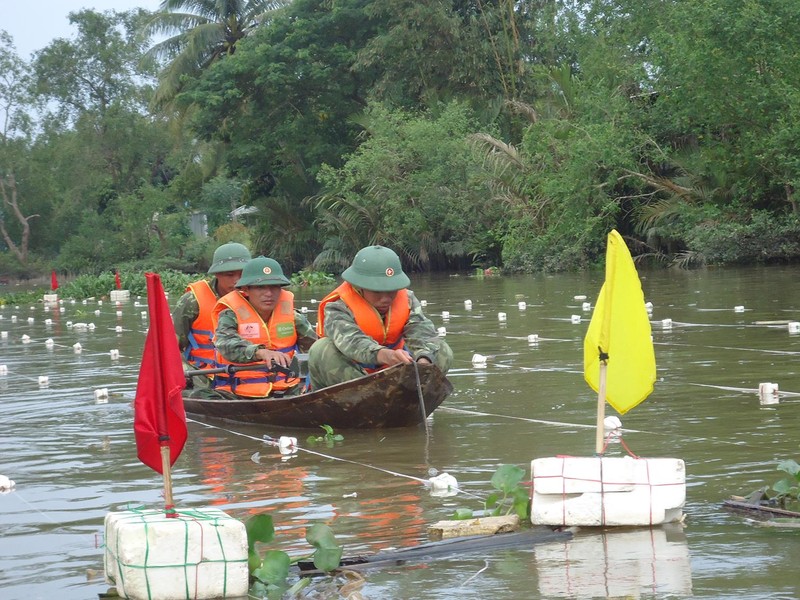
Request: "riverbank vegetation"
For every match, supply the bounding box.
[2,0,799,281]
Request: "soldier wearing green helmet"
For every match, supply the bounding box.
[172,242,252,389]
[308,245,453,389]
[212,256,317,397]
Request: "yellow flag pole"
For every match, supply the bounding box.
[594,360,607,454]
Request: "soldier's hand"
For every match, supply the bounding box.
[255,348,291,368]
[377,348,413,366]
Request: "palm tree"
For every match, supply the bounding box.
[142,0,287,107]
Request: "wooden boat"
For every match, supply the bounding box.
[182,363,452,429]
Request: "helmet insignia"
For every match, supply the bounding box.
[263,267,272,275]
[385,267,394,277]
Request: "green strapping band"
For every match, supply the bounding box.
[107,505,246,599]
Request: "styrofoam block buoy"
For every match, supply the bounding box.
[498,312,507,321]
[73,322,87,330]
[518,301,527,310]
[21,334,31,343]
[300,306,308,314]
[27,317,34,323]
[0,475,15,492]
[531,456,686,526]
[464,299,472,309]
[45,338,55,348]
[14,305,19,309]
[70,299,76,304]
[94,309,101,316]
[571,315,581,324]
[73,343,82,353]
[140,311,147,319]
[420,300,427,307]
[471,353,488,367]
[788,322,800,334]
[574,295,587,301]
[437,327,447,337]
[104,508,249,600]
[278,436,298,455]
[759,382,779,405]
[10,315,17,323]
[94,388,109,402]
[0,315,3,319]
[603,416,622,431]
[110,349,120,360]
[115,310,123,317]
[45,318,52,325]
[81,299,87,305]
[429,472,458,497]
[66,321,73,328]
[38,375,49,386]
[734,305,745,313]
[528,334,539,344]
[582,302,591,311]
[0,331,7,339]
[59,307,65,313]
[661,318,673,329]
[645,301,654,312]
[442,311,450,320]
[115,326,123,333]
[0,365,7,375]
[310,298,318,304]
[97,300,103,306]
[88,323,96,330]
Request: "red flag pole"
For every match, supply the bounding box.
[134,273,187,516]
[115,270,122,290]
[51,271,58,291]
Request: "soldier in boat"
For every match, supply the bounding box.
[172,242,251,389]
[308,245,453,389]
[212,256,317,397]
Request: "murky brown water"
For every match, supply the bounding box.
[1,265,800,599]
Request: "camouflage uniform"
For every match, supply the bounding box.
[308,289,453,389]
[172,279,221,352]
[171,278,222,391]
[214,307,317,363]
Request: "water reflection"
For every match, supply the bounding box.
[533,525,692,598]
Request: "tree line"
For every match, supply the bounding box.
[2,0,799,280]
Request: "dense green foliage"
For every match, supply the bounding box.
[3,0,800,280]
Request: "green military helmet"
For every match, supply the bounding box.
[208,242,251,274]
[341,245,410,292]
[235,256,291,287]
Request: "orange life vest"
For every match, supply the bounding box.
[183,280,218,370]
[317,282,410,371]
[212,290,299,397]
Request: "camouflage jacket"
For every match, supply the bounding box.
[320,289,445,365]
[214,307,317,363]
[171,278,221,351]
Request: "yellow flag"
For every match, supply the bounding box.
[583,230,656,414]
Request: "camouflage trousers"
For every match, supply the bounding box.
[307,337,454,390]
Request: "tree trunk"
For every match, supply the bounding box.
[0,172,38,265]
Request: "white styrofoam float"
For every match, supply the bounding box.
[531,456,685,526]
[104,507,249,600]
[110,289,131,302]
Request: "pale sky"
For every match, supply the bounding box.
[4,0,163,59]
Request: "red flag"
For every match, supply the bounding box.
[115,270,122,290]
[51,271,58,291]
[133,273,187,474]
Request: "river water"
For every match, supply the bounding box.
[1,265,800,599]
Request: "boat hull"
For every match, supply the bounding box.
[182,363,452,429]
